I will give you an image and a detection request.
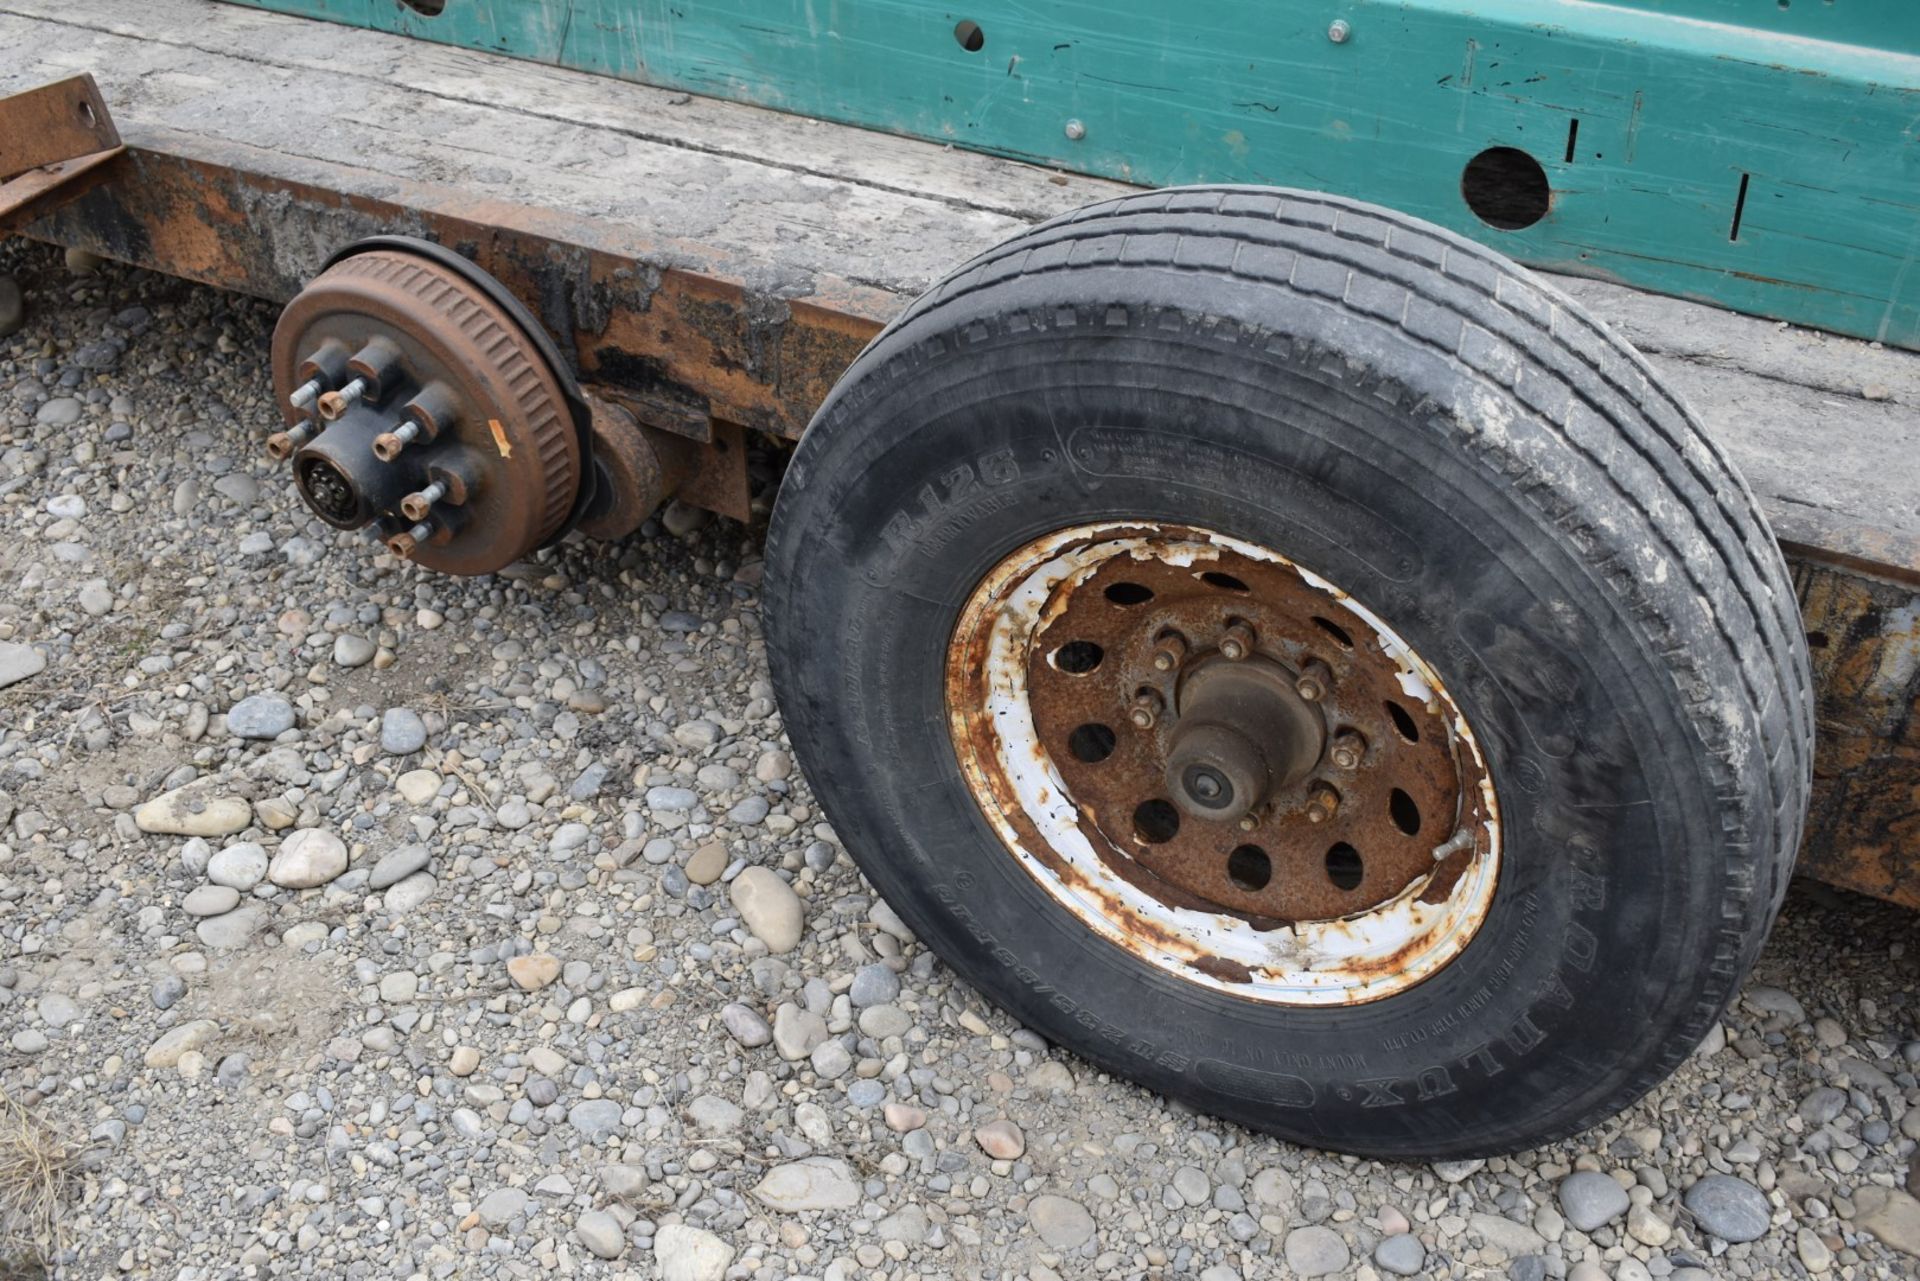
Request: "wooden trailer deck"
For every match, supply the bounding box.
[3,0,1917,907]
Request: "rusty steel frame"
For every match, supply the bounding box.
[11,129,1920,913]
[0,74,125,233]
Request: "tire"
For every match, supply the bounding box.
[764,186,1811,1158]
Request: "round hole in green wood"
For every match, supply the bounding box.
[954,20,985,52]
[1462,146,1550,230]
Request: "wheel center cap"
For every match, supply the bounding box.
[1164,657,1325,823]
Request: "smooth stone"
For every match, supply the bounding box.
[1853,1186,1920,1258]
[145,1020,218,1067]
[378,972,418,1003]
[1029,1194,1095,1249]
[751,1158,861,1212]
[721,1002,772,1048]
[684,842,727,885]
[1799,1086,1848,1126]
[333,634,375,667]
[974,1119,1025,1159]
[227,694,294,740]
[34,397,81,426]
[197,905,268,950]
[730,866,803,953]
[1470,1213,1547,1257]
[507,954,561,990]
[183,884,241,917]
[568,1098,624,1141]
[383,872,436,914]
[368,843,431,889]
[395,770,441,804]
[380,707,427,754]
[36,993,79,1028]
[1683,1174,1771,1243]
[574,1209,624,1260]
[134,784,251,837]
[653,1224,734,1281]
[1283,1225,1352,1277]
[207,842,269,891]
[268,829,348,888]
[476,1188,528,1229]
[772,1003,828,1060]
[1558,1170,1630,1232]
[1374,1233,1425,1276]
[849,962,900,1008]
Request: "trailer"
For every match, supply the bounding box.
[2,0,1917,1158]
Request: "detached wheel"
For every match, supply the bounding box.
[766,187,1811,1158]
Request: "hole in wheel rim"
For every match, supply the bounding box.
[1104,581,1155,606]
[1385,700,1421,743]
[1133,799,1181,844]
[1067,723,1117,763]
[1227,845,1272,891]
[1325,843,1364,890]
[1199,570,1249,592]
[1389,788,1422,836]
[1051,640,1104,674]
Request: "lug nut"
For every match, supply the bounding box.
[317,377,367,421]
[1305,783,1341,824]
[1329,730,1367,770]
[1220,620,1256,661]
[288,377,323,412]
[373,420,421,462]
[1128,688,1163,729]
[386,520,432,559]
[1296,659,1332,702]
[265,421,320,461]
[1152,630,1188,672]
[400,480,448,522]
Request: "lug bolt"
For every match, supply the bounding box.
[288,377,323,412]
[1296,659,1332,701]
[1306,784,1341,824]
[1220,620,1256,661]
[1328,18,1352,44]
[400,480,448,523]
[1152,630,1188,672]
[1128,688,1163,729]
[1330,730,1367,770]
[373,420,422,462]
[317,377,367,421]
[386,520,432,559]
[1237,807,1264,833]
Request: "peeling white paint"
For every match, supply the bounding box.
[950,523,1503,1007]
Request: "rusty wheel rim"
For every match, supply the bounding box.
[947,523,1501,1005]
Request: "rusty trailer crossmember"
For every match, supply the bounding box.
[0,1,1916,916]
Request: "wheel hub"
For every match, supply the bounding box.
[948,522,1502,1005]
[1164,657,1325,824]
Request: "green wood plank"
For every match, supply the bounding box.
[221,0,1920,348]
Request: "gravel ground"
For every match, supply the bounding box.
[1,238,1917,1281]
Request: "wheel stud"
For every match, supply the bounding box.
[1295,659,1332,701]
[1306,783,1340,824]
[317,376,368,421]
[1129,688,1163,729]
[400,479,448,522]
[1152,630,1188,672]
[1237,807,1264,833]
[1220,619,1255,661]
[266,421,319,461]
[386,520,432,559]
[1330,730,1367,770]
[288,376,323,412]
[373,420,422,462]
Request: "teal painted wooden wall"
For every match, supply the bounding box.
[224,1,1920,348]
